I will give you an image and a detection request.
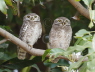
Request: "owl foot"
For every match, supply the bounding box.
[27,42,33,50]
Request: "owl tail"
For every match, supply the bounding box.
[17,48,26,60]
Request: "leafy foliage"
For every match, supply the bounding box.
[44,29,95,71]
[82,0,95,28]
[0,0,95,72]
[0,0,8,15]
[1,56,42,69]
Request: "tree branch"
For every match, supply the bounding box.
[0,28,45,56]
[0,28,88,62]
[68,0,90,19]
[0,28,69,60]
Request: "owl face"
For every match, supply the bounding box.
[23,13,40,22]
[53,17,70,28]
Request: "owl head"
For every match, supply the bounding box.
[53,17,70,28]
[23,13,40,22]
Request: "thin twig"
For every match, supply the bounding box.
[0,39,7,44]
[17,0,20,17]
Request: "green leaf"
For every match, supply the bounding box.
[7,7,13,21]
[13,0,23,2]
[0,25,12,31]
[22,66,31,72]
[50,48,64,54]
[67,41,91,54]
[2,69,12,72]
[75,29,90,38]
[87,59,95,72]
[39,1,44,6]
[0,52,16,60]
[20,0,23,2]
[75,0,81,1]
[88,51,95,60]
[44,60,58,68]
[82,0,94,8]
[0,0,8,15]
[0,52,4,58]
[49,48,64,57]
[79,62,87,72]
[68,56,86,72]
[32,0,35,6]
[0,69,12,72]
[44,59,69,68]
[74,38,82,45]
[39,1,46,9]
[0,43,9,48]
[92,34,95,51]
[89,10,95,22]
[82,35,92,41]
[23,0,30,4]
[4,0,13,6]
[0,69,3,72]
[32,64,41,72]
[42,49,51,61]
[2,56,42,69]
[49,48,65,62]
[12,3,18,15]
[22,64,41,72]
[50,68,62,72]
[88,10,95,28]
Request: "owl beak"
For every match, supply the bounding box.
[62,22,65,25]
[31,17,34,20]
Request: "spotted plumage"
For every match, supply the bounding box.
[18,13,42,60]
[49,17,72,63]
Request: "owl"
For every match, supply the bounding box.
[18,13,42,60]
[49,17,72,63]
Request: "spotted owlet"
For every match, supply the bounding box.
[18,13,42,60]
[49,17,72,63]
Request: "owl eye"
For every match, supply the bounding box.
[27,16,30,18]
[58,20,61,22]
[65,20,68,22]
[34,16,37,18]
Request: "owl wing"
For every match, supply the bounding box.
[38,22,42,38]
[19,22,29,41]
[49,29,60,63]
[18,22,30,60]
[49,28,58,48]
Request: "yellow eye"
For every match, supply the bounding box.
[27,16,30,18]
[65,20,68,22]
[34,16,37,18]
[58,20,61,22]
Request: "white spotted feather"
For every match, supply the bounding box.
[18,13,42,60]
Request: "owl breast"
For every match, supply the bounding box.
[49,17,72,63]
[24,22,42,46]
[18,13,42,60]
[49,27,72,50]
